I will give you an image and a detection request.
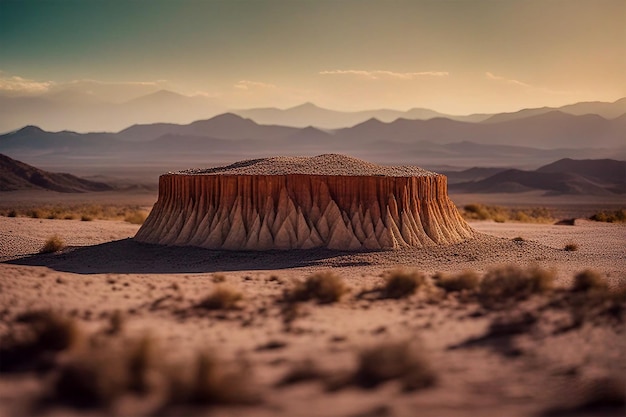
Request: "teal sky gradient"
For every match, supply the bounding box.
[1,0,624,113]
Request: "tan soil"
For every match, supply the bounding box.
[0,213,624,417]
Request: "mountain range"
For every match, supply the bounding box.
[1,108,625,177]
[1,89,624,133]
[449,158,626,196]
[0,153,112,193]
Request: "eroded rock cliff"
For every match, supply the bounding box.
[135,155,473,250]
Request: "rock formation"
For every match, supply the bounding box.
[135,154,473,250]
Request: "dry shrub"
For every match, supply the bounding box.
[572,270,608,292]
[462,203,553,223]
[2,204,152,222]
[52,334,159,408]
[353,341,436,391]
[564,242,579,251]
[0,310,79,372]
[382,269,425,299]
[589,209,626,223]
[434,270,480,292]
[544,375,626,416]
[51,332,257,409]
[276,359,326,387]
[7,209,17,217]
[124,210,147,225]
[479,265,554,306]
[289,271,347,304]
[165,351,258,406]
[512,236,525,242]
[212,273,226,283]
[197,286,243,310]
[40,235,66,254]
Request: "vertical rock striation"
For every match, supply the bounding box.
[135,154,473,250]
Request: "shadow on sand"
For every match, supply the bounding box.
[4,239,375,274]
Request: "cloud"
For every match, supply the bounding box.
[485,72,531,88]
[234,80,277,90]
[0,72,54,94]
[319,70,449,80]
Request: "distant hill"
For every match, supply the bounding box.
[0,153,113,192]
[2,109,625,173]
[234,102,490,129]
[482,97,626,124]
[449,158,626,195]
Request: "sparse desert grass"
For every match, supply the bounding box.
[0,310,79,372]
[589,209,626,223]
[124,210,148,225]
[478,265,555,306]
[288,271,348,304]
[0,203,150,223]
[0,312,262,410]
[352,341,436,391]
[462,203,553,223]
[564,242,579,251]
[212,273,227,283]
[197,285,243,310]
[276,360,326,387]
[434,270,481,292]
[165,350,258,406]
[40,235,66,253]
[545,375,626,415]
[572,270,608,292]
[381,269,426,299]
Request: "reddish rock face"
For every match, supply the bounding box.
[135,170,474,251]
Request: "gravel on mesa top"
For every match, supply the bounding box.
[173,154,438,177]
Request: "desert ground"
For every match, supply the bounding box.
[0,190,624,417]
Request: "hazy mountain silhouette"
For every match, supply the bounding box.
[482,97,626,124]
[0,153,112,192]
[1,108,625,174]
[0,89,224,133]
[235,102,489,128]
[2,92,624,133]
[335,111,625,148]
[450,158,626,195]
[118,113,298,142]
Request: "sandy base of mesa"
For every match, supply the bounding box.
[0,215,625,417]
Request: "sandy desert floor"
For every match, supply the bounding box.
[0,214,624,417]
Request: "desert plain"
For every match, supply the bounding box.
[0,185,624,417]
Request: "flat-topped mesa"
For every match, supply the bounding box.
[134,154,474,250]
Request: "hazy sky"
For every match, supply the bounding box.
[1,0,624,114]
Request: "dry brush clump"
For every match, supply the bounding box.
[0,203,150,223]
[544,375,626,416]
[478,265,555,306]
[462,203,553,223]
[196,285,243,310]
[564,242,579,251]
[589,209,626,223]
[352,341,437,391]
[51,334,156,407]
[286,271,348,304]
[0,310,259,412]
[563,270,626,327]
[0,310,80,373]
[434,270,481,293]
[40,235,66,253]
[572,270,608,292]
[381,269,426,299]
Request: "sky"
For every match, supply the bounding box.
[1,0,624,114]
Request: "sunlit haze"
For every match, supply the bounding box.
[1,0,624,114]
